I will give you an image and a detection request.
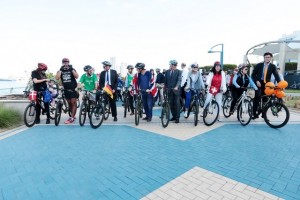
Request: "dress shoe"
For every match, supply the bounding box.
[46,118,50,124]
[142,117,148,120]
[170,117,175,121]
[175,119,179,123]
[114,117,118,121]
[147,118,152,122]
[35,118,40,124]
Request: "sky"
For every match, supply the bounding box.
[0,0,299,79]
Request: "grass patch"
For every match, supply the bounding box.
[0,104,23,128]
[285,89,300,93]
[284,96,300,109]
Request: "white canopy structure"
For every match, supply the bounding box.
[245,40,300,74]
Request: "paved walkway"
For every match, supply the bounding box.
[0,104,300,200]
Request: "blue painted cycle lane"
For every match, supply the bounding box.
[0,124,300,199]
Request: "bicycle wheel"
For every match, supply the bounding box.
[134,101,140,126]
[203,100,219,126]
[124,96,129,118]
[103,101,110,120]
[264,102,289,128]
[161,102,170,128]
[222,96,232,118]
[54,102,62,126]
[79,101,87,126]
[193,102,199,126]
[49,101,56,120]
[199,93,205,108]
[237,99,252,126]
[24,104,36,127]
[90,104,104,129]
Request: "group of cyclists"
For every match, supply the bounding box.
[30,52,288,127]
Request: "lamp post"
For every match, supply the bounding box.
[208,43,224,69]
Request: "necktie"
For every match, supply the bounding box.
[106,71,109,84]
[263,65,268,83]
[170,70,173,78]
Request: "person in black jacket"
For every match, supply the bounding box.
[251,52,281,119]
[99,61,118,121]
[155,68,165,106]
[31,63,50,124]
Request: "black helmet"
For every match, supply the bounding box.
[127,65,134,69]
[84,65,92,72]
[135,63,145,69]
[191,63,199,68]
[102,61,112,66]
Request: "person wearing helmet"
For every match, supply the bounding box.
[155,68,165,106]
[251,52,281,119]
[229,64,258,116]
[31,63,51,124]
[79,65,98,92]
[202,61,227,122]
[165,60,182,123]
[99,61,118,121]
[124,65,135,115]
[183,63,205,118]
[135,62,157,122]
[55,58,79,124]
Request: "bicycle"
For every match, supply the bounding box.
[23,91,44,127]
[78,89,97,126]
[123,87,131,118]
[256,87,289,128]
[185,89,201,126]
[134,89,143,126]
[54,88,71,126]
[222,88,253,126]
[161,89,170,128]
[89,91,104,129]
[98,90,111,120]
[203,94,219,126]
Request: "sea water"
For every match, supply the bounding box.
[0,81,28,96]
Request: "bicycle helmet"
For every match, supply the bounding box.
[156,68,161,72]
[238,63,248,71]
[191,63,199,68]
[169,60,178,66]
[102,61,112,66]
[135,63,145,69]
[84,65,92,72]
[214,61,221,67]
[37,63,48,71]
[127,65,134,69]
[62,58,70,63]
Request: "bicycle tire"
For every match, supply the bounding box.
[264,102,289,128]
[199,93,205,108]
[90,104,104,129]
[193,102,199,126]
[103,101,110,120]
[24,104,36,127]
[79,101,87,126]
[161,102,170,128]
[54,102,62,126]
[237,99,252,126]
[222,96,232,118]
[203,100,219,126]
[77,98,80,108]
[49,102,56,120]
[135,101,140,126]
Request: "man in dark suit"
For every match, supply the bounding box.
[251,52,281,119]
[99,61,118,121]
[164,60,182,123]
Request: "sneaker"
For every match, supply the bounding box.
[142,117,148,120]
[184,111,188,118]
[64,118,75,124]
[147,118,152,122]
[46,118,50,124]
[199,112,203,117]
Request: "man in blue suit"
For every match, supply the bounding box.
[164,60,182,123]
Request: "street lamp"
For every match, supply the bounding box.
[208,43,224,69]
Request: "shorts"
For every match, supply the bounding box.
[65,90,79,100]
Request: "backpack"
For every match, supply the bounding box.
[43,89,52,103]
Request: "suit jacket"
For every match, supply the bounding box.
[99,69,118,91]
[251,62,281,83]
[164,69,182,91]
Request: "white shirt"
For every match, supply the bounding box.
[181,68,189,87]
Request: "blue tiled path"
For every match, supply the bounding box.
[0,124,300,199]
